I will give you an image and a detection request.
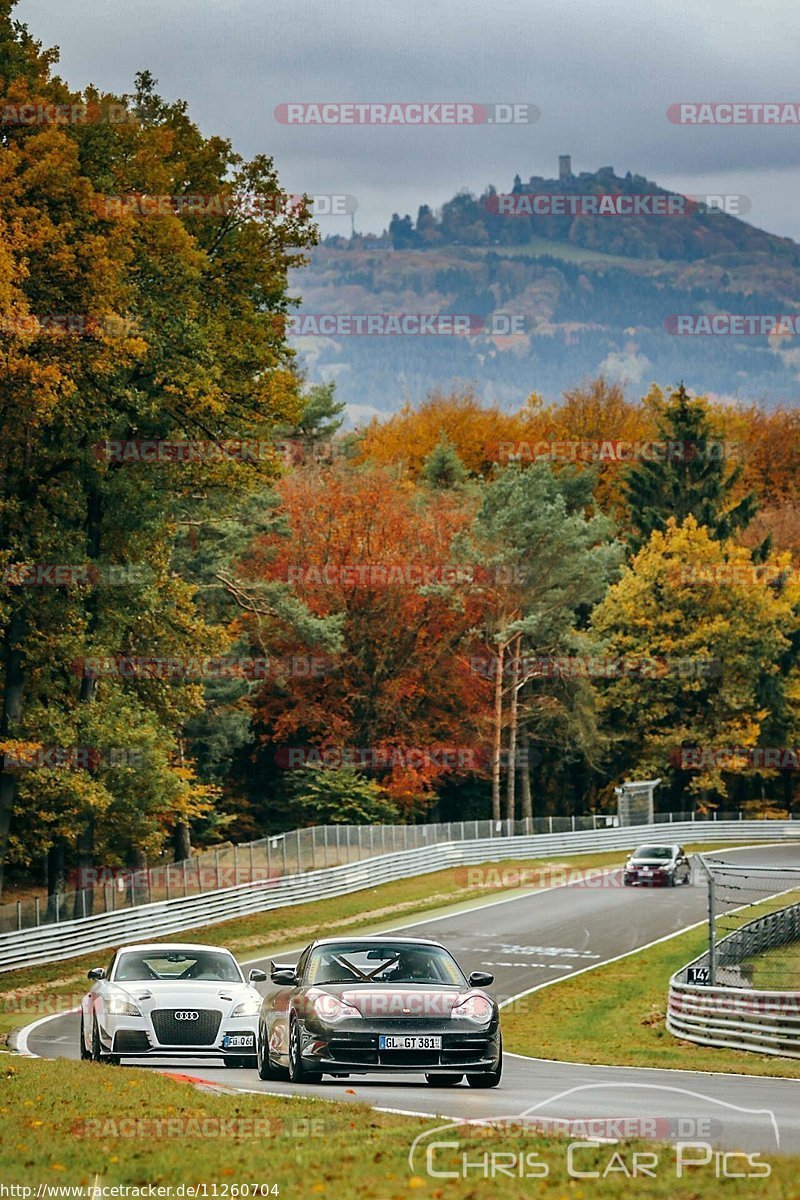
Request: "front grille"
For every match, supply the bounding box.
[113,1029,151,1054]
[151,1009,221,1045]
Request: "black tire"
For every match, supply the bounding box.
[257,1026,289,1081]
[91,1017,102,1062]
[425,1074,463,1087]
[667,872,676,887]
[288,1016,323,1084]
[79,1016,91,1061]
[466,1040,502,1088]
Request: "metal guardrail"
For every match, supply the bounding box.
[0,809,772,934]
[1,818,796,973]
[668,894,800,1058]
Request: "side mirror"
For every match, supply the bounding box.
[468,971,494,988]
[270,967,298,985]
[248,968,268,983]
[87,967,105,981]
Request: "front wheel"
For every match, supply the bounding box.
[79,1015,91,1061]
[288,1017,322,1084]
[466,1040,502,1089]
[425,1074,463,1087]
[91,1017,102,1062]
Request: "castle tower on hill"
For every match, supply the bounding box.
[558,154,572,182]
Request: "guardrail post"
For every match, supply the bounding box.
[183,859,188,896]
[296,828,301,872]
[549,817,553,833]
[381,825,386,854]
[81,890,86,919]
[311,826,317,870]
[249,840,255,882]
[233,842,239,885]
[165,866,171,901]
[708,873,717,986]
[16,901,22,931]
[34,896,40,927]
[215,850,221,890]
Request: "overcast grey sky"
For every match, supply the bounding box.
[17,0,800,241]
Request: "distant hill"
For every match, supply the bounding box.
[290,161,800,417]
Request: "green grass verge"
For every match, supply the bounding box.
[748,940,800,990]
[1,1056,797,1194]
[501,921,800,1078]
[0,840,746,1046]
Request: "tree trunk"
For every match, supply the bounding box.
[491,641,505,824]
[519,727,533,821]
[73,811,95,918]
[46,840,66,921]
[72,483,103,909]
[0,608,26,899]
[173,822,191,862]
[505,634,521,827]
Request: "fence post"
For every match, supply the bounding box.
[183,859,188,897]
[311,826,317,871]
[708,873,717,986]
[233,842,239,886]
[215,850,221,890]
[282,836,287,876]
[34,896,40,928]
[16,900,22,931]
[549,817,553,834]
[381,825,386,855]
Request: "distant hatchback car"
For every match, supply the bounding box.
[623,844,691,887]
[255,936,502,1088]
[80,943,261,1066]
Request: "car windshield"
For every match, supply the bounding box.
[113,950,242,982]
[305,942,466,986]
[632,846,674,860]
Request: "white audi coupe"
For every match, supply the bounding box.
[80,942,263,1067]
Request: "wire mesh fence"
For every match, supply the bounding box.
[0,808,780,935]
[699,857,800,990]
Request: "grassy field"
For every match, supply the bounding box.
[500,920,800,1078]
[1,1054,797,1195]
[0,841,745,1046]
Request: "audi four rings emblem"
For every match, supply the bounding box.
[174,1011,199,1020]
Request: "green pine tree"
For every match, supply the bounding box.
[624,384,758,551]
[421,433,468,490]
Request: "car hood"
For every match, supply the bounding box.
[320,983,479,1019]
[109,980,258,1011]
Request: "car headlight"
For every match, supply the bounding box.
[107,992,141,1017]
[231,998,261,1018]
[451,994,494,1023]
[312,993,362,1023]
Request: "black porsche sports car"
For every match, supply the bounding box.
[252,935,502,1087]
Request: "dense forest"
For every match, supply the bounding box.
[1,5,800,906]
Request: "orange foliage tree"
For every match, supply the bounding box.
[239,465,494,813]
